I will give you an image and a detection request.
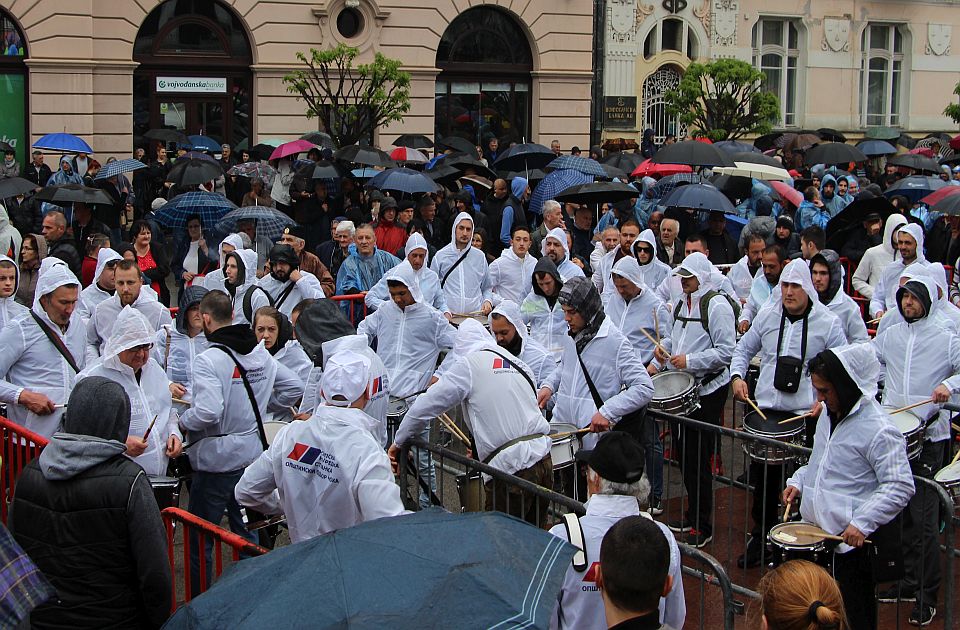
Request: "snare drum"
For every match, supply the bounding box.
[456,471,484,513]
[450,314,490,331]
[768,522,832,567]
[387,397,408,445]
[548,422,580,470]
[934,461,960,509]
[741,409,806,464]
[649,371,700,416]
[884,407,924,461]
[262,421,289,446]
[148,475,180,510]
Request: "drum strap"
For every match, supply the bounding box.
[482,434,544,465]
[561,512,589,572]
[212,345,269,451]
[574,347,605,411]
[30,311,79,373]
[440,246,472,288]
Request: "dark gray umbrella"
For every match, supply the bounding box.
[436,136,477,155]
[554,181,638,205]
[661,183,736,213]
[856,140,898,157]
[493,143,555,172]
[729,152,784,168]
[817,128,847,143]
[886,153,941,173]
[333,145,395,167]
[393,134,434,150]
[299,131,336,151]
[714,140,759,154]
[803,143,867,166]
[35,184,113,206]
[0,177,40,198]
[165,158,224,187]
[651,141,734,167]
[311,160,345,180]
[600,151,644,172]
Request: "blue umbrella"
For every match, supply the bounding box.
[216,205,295,242]
[350,167,381,180]
[856,140,897,157]
[650,173,702,200]
[882,175,947,203]
[32,132,93,154]
[714,140,760,154]
[163,509,574,629]
[529,168,594,215]
[366,167,438,195]
[187,134,221,152]
[94,158,147,180]
[661,183,736,212]
[545,155,607,177]
[154,191,237,230]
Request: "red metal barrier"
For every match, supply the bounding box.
[330,292,368,325]
[161,507,268,611]
[0,416,49,524]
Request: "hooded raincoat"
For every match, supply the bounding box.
[853,213,907,300]
[812,250,870,343]
[257,268,324,318]
[787,343,915,551]
[489,300,559,394]
[79,307,180,475]
[0,259,86,436]
[430,212,495,314]
[358,263,458,398]
[727,254,759,302]
[633,229,671,290]
[542,227,585,281]
[154,285,210,414]
[0,254,27,328]
[364,234,448,314]
[75,248,122,324]
[0,205,22,263]
[488,241,536,304]
[521,257,568,359]
[869,222,929,316]
[224,249,271,325]
[86,278,169,364]
[604,256,672,365]
[201,233,245,293]
[730,259,847,413]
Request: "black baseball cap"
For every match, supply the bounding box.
[574,432,645,483]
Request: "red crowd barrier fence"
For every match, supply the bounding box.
[0,416,49,524]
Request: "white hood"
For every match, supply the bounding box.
[453,318,496,356]
[490,299,527,341]
[898,265,939,319]
[882,213,907,257]
[235,248,260,288]
[219,233,245,267]
[93,248,123,284]
[383,261,423,304]
[675,252,713,287]
[779,258,819,304]
[405,232,429,265]
[542,226,570,262]
[0,253,19,295]
[899,223,926,264]
[610,255,646,290]
[832,342,881,402]
[450,211,474,249]
[102,306,156,362]
[929,262,950,305]
[33,258,78,312]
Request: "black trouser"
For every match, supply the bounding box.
[748,461,792,538]
[677,384,728,536]
[902,439,946,607]
[834,546,877,630]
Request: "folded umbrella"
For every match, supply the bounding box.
[856,140,898,157]
[299,131,336,151]
[631,159,692,178]
[803,142,867,166]
[154,191,237,230]
[493,143,556,172]
[334,145,395,168]
[882,175,946,202]
[713,162,791,181]
[216,205,296,242]
[529,168,594,215]
[554,181,639,205]
[94,158,147,180]
[0,177,41,198]
[651,140,733,167]
[392,134,433,150]
[366,167,439,195]
[770,180,803,208]
[187,134,221,152]
[163,509,574,630]
[545,155,607,177]
[32,132,93,154]
[165,158,224,187]
[270,139,317,161]
[661,182,736,213]
[825,196,896,250]
[35,184,112,206]
[886,153,941,173]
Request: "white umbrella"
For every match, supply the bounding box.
[713,161,792,181]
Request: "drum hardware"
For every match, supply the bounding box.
[740,409,806,464]
[767,522,832,568]
[884,407,925,461]
[386,397,409,445]
[262,421,289,446]
[649,371,700,416]
[148,475,180,511]
[934,460,960,509]
[456,471,484,513]
[548,423,581,470]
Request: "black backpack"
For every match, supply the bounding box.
[242,285,274,323]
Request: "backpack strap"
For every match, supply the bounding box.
[242,285,274,323]
[562,512,589,572]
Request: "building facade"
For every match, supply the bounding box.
[602,0,960,144]
[0,0,593,165]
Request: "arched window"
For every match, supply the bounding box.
[643,18,699,61]
[0,10,28,166]
[134,0,251,64]
[435,7,532,147]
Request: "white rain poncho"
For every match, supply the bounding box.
[489,300,559,394]
[605,256,672,365]
[730,259,847,412]
[365,233,448,313]
[727,255,757,301]
[870,222,930,316]
[488,243,536,304]
[202,233,246,292]
[877,264,960,335]
[0,254,27,328]
[787,343,915,550]
[0,259,85,436]
[76,248,123,324]
[430,212,494,314]
[853,213,906,299]
[86,276,169,364]
[257,270,325,318]
[79,306,179,476]
[655,252,735,395]
[542,227,585,281]
[358,262,458,397]
[633,229,671,290]
[227,248,270,325]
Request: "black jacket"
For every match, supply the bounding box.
[47,237,83,280]
[22,162,52,188]
[481,194,525,256]
[6,194,41,236]
[700,229,740,265]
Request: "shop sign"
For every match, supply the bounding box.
[156,77,227,93]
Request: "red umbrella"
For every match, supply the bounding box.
[950,134,960,151]
[909,147,935,157]
[770,181,803,208]
[920,185,960,206]
[269,139,316,161]
[631,159,692,178]
[389,147,428,163]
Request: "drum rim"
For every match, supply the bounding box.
[935,461,960,481]
[769,522,828,548]
[651,370,697,398]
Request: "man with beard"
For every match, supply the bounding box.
[86,260,168,362]
[737,245,788,334]
[279,226,334,297]
[489,300,558,410]
[543,227,585,281]
[76,248,122,324]
[809,250,869,343]
[727,234,765,303]
[257,244,325,318]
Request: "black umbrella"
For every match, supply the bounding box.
[803,143,867,166]
[554,181,638,205]
[661,183,736,212]
[0,177,40,198]
[825,196,895,250]
[714,140,758,154]
[600,152,643,172]
[393,134,434,150]
[599,164,629,180]
[333,145,395,168]
[652,141,733,167]
[35,184,113,206]
[500,169,546,184]
[311,160,345,180]
[710,174,754,201]
[729,152,784,168]
[493,143,555,172]
[754,132,784,153]
[931,194,960,216]
[436,136,477,155]
[886,153,941,173]
[251,143,277,161]
[897,133,918,150]
[165,158,224,187]
[299,132,336,151]
[425,163,460,184]
[817,128,847,143]
[144,128,190,146]
[444,155,497,181]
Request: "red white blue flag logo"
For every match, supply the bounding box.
[493,357,512,370]
[287,442,323,465]
[369,376,383,396]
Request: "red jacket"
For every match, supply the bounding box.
[374,220,407,257]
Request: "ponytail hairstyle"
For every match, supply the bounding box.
[756,560,848,630]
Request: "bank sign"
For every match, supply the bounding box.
[156,77,227,93]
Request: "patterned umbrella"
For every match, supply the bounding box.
[300,131,336,151]
[528,168,593,215]
[154,191,238,230]
[94,158,147,180]
[216,206,296,242]
[389,147,429,163]
[650,173,702,199]
[229,162,277,185]
[545,155,607,177]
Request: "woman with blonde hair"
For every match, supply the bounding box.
[757,560,848,630]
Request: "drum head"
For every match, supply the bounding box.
[652,371,695,398]
[388,398,408,416]
[886,409,921,433]
[263,421,289,445]
[770,522,827,548]
[743,409,803,435]
[935,461,960,483]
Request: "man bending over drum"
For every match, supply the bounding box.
[729,260,845,568]
[784,344,914,630]
[650,252,736,548]
[872,271,960,627]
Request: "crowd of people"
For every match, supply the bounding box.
[0,132,958,629]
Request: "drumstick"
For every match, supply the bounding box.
[638,327,669,355]
[551,427,593,440]
[437,414,471,446]
[782,499,792,523]
[789,527,873,545]
[53,403,67,409]
[888,398,936,415]
[142,414,159,441]
[247,514,287,531]
[171,397,191,406]
[440,412,471,444]
[951,446,960,466]
[745,398,768,421]
[865,316,882,325]
[653,309,661,343]
[778,412,812,425]
[952,423,960,433]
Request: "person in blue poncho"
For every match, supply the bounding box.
[335,223,400,296]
